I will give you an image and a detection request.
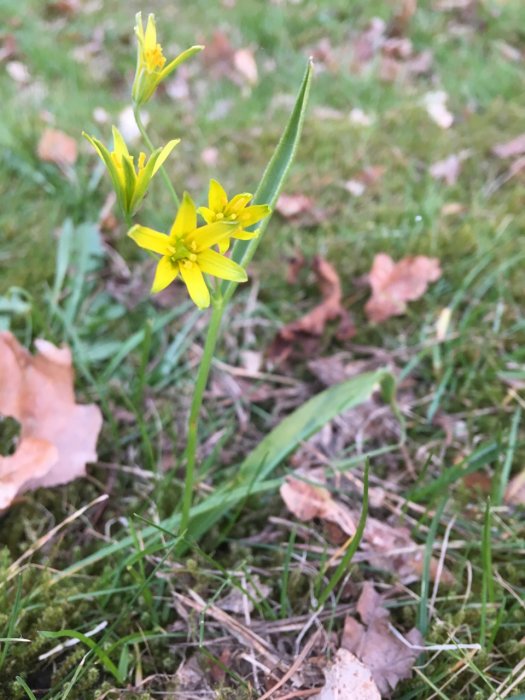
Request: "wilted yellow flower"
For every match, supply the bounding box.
[198,179,271,253]
[132,12,204,106]
[83,126,179,217]
[128,193,247,308]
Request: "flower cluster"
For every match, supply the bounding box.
[84,12,270,309]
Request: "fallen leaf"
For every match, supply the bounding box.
[312,648,381,700]
[387,0,418,38]
[504,470,525,505]
[0,34,17,63]
[0,332,102,509]
[429,154,462,185]
[344,179,366,197]
[342,583,423,696]
[281,467,453,584]
[46,0,80,15]
[423,91,454,129]
[233,47,258,85]
[269,256,355,362]
[441,202,465,216]
[6,60,30,84]
[217,575,272,614]
[280,474,357,537]
[37,128,78,167]
[276,193,315,219]
[365,253,442,323]
[492,134,525,159]
[200,146,219,166]
[349,108,374,126]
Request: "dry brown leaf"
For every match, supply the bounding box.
[492,134,525,159]
[280,469,453,584]
[365,253,442,323]
[429,154,462,185]
[233,47,258,85]
[342,583,423,696]
[276,193,315,219]
[0,332,102,509]
[269,256,355,362]
[504,470,525,505]
[37,128,78,167]
[313,648,381,700]
[0,34,17,63]
[280,475,357,537]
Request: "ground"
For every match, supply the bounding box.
[1,0,525,698]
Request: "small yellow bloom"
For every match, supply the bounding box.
[128,193,247,308]
[132,12,204,106]
[198,179,271,254]
[83,126,179,217]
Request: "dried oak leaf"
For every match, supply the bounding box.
[269,256,355,362]
[0,332,102,509]
[504,469,525,505]
[313,648,381,700]
[37,128,78,168]
[365,253,441,323]
[342,583,423,696]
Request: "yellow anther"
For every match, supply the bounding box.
[182,259,193,269]
[229,214,237,221]
[145,45,166,72]
[137,152,146,170]
[189,253,197,262]
[190,241,197,251]
[215,212,224,220]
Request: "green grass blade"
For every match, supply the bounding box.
[221,58,314,302]
[39,629,122,682]
[14,677,37,700]
[316,460,370,609]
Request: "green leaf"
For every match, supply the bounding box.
[221,58,314,303]
[39,629,122,682]
[54,369,394,578]
[187,369,393,541]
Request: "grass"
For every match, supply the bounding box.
[2,0,525,697]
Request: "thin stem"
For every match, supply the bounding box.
[179,298,225,538]
[132,105,180,208]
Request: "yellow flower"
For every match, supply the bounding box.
[83,126,179,217]
[128,193,247,308]
[132,12,204,106]
[198,179,271,254]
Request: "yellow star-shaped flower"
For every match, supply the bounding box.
[128,193,248,308]
[198,179,271,253]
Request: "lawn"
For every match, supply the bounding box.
[1,0,525,698]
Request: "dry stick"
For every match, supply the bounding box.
[257,629,322,700]
[6,494,108,583]
[174,590,286,674]
[428,515,456,621]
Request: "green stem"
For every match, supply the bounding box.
[133,106,180,208]
[179,297,225,538]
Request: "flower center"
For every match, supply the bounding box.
[169,239,198,265]
[144,44,166,72]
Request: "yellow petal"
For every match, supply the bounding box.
[232,228,258,241]
[111,126,130,159]
[170,192,197,238]
[144,13,158,52]
[180,263,210,308]
[197,206,216,224]
[128,225,172,255]
[186,221,236,252]
[197,249,247,282]
[218,238,230,254]
[227,192,252,214]
[237,204,271,227]
[208,179,228,212]
[159,45,205,81]
[134,11,145,43]
[151,256,179,294]
[151,139,180,176]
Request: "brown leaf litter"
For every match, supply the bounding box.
[37,128,78,169]
[313,648,381,700]
[280,469,454,585]
[269,256,355,363]
[341,583,423,696]
[365,253,442,323]
[0,332,102,509]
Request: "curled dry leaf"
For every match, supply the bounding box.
[312,648,381,700]
[280,470,454,584]
[0,332,102,509]
[269,256,355,362]
[365,253,441,323]
[233,47,258,85]
[342,583,423,696]
[276,193,316,219]
[37,128,78,167]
